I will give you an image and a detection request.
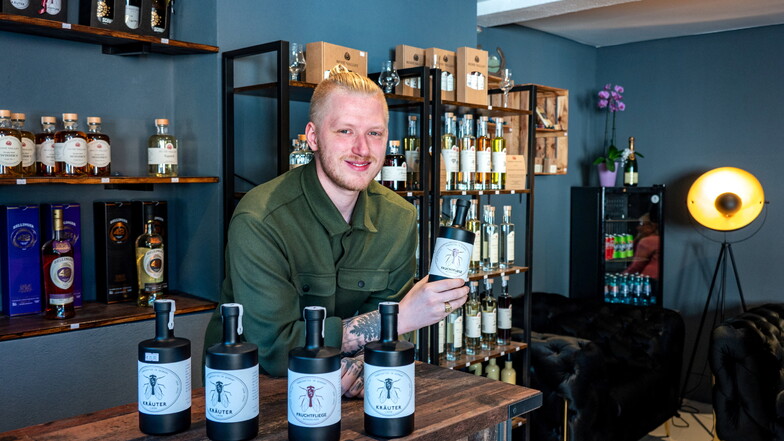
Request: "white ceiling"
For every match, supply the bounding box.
[477,0,784,47]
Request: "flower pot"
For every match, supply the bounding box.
[597,162,620,187]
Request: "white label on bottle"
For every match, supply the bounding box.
[381,165,407,182]
[87,139,111,168]
[363,362,415,419]
[148,145,178,165]
[0,136,22,167]
[442,72,455,91]
[453,315,463,348]
[21,137,34,167]
[476,150,491,173]
[438,319,445,353]
[50,256,74,290]
[429,236,473,281]
[205,364,260,423]
[466,72,485,91]
[37,140,55,167]
[492,151,507,173]
[138,358,192,415]
[442,148,458,173]
[466,312,481,338]
[506,231,515,262]
[482,310,497,333]
[125,4,140,28]
[404,150,420,171]
[46,0,61,14]
[460,149,476,173]
[287,369,341,428]
[472,233,481,262]
[63,138,87,167]
[143,248,164,279]
[489,232,499,266]
[498,307,512,330]
[11,0,29,9]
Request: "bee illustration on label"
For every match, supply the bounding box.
[143,374,166,400]
[210,380,232,408]
[299,385,324,411]
[377,377,401,403]
[445,246,464,267]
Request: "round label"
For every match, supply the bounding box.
[109,221,128,243]
[143,248,164,279]
[63,138,87,167]
[50,256,74,290]
[37,140,55,167]
[205,365,259,423]
[11,227,37,250]
[87,140,111,167]
[138,358,191,415]
[429,237,472,280]
[0,135,22,167]
[45,0,61,14]
[287,369,341,428]
[364,363,415,419]
[10,0,29,9]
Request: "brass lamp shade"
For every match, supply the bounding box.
[687,167,765,231]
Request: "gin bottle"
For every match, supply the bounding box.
[482,205,499,271]
[497,276,512,345]
[481,278,497,350]
[475,116,491,190]
[464,281,481,355]
[148,119,178,177]
[458,115,476,190]
[11,113,35,176]
[54,113,88,176]
[35,116,57,177]
[86,117,111,177]
[403,115,420,190]
[441,113,459,190]
[466,199,482,274]
[500,205,515,268]
[491,118,507,189]
[0,109,22,177]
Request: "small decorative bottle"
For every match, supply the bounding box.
[464,281,482,355]
[501,356,517,385]
[429,198,474,282]
[136,204,164,307]
[466,199,483,274]
[475,116,492,190]
[205,303,259,441]
[11,113,35,176]
[41,208,75,319]
[138,299,191,435]
[441,112,459,190]
[288,306,341,441]
[0,109,23,177]
[445,296,463,361]
[481,278,497,351]
[458,114,476,190]
[381,140,407,191]
[497,276,512,345]
[54,113,88,176]
[482,205,499,271]
[35,116,57,177]
[403,115,420,190]
[86,117,111,177]
[500,205,515,268]
[148,118,179,177]
[485,358,500,380]
[364,302,416,438]
[491,117,507,190]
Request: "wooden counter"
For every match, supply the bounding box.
[1,362,541,440]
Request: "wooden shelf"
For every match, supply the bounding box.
[0,13,218,55]
[0,292,216,342]
[440,341,526,370]
[468,266,528,281]
[0,176,219,185]
[398,188,530,197]
[443,99,532,117]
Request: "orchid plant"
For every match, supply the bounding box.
[593,83,641,171]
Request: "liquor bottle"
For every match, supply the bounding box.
[482,205,499,271]
[445,297,463,361]
[288,306,341,441]
[136,203,164,307]
[497,276,512,345]
[205,303,260,441]
[86,117,111,177]
[150,0,168,34]
[458,114,476,190]
[481,278,497,350]
[403,115,420,190]
[464,281,481,355]
[441,112,459,190]
[624,136,638,187]
[11,113,35,176]
[491,118,507,190]
[364,302,415,438]
[290,134,314,170]
[438,199,452,226]
[501,357,516,384]
[54,113,88,176]
[41,208,75,319]
[428,198,474,282]
[35,116,57,177]
[438,318,445,361]
[475,116,491,191]
[0,109,22,177]
[148,118,179,177]
[138,299,191,435]
[96,0,114,24]
[500,205,515,268]
[466,199,482,273]
[125,0,141,29]
[485,358,500,380]
[381,140,407,191]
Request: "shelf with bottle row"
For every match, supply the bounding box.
[0,292,216,342]
[0,176,219,185]
[0,13,219,55]
[397,188,530,198]
[468,266,528,282]
[440,340,526,370]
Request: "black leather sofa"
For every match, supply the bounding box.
[709,303,784,441]
[512,292,685,441]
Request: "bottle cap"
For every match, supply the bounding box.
[154,299,177,330]
[41,116,56,124]
[409,115,417,121]
[480,116,489,121]
[444,112,454,118]
[298,134,307,141]
[0,110,10,117]
[303,306,327,339]
[11,113,25,120]
[155,118,169,125]
[494,117,504,124]
[464,114,474,120]
[62,113,78,120]
[87,117,101,124]
[389,140,400,146]
[222,303,244,335]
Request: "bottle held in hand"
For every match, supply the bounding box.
[428,198,474,282]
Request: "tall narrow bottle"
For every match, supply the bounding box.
[0,109,23,177]
[497,276,512,345]
[54,113,88,176]
[403,115,420,190]
[136,203,165,307]
[381,140,407,191]
[41,208,75,319]
[288,306,341,441]
[205,304,260,441]
[35,116,57,177]
[438,318,445,362]
[445,296,463,361]
[624,136,638,187]
[475,116,491,190]
[458,115,476,190]
[464,281,481,354]
[138,299,191,435]
[482,205,499,271]
[364,302,415,438]
[500,205,515,268]
[86,117,112,177]
[429,198,474,282]
[11,113,35,176]
[491,118,507,190]
[481,278,497,350]
[466,199,482,273]
[148,119,179,177]
[441,113,459,190]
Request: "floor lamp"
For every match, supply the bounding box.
[680,167,766,400]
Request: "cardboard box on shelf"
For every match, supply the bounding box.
[0,205,42,316]
[456,47,488,106]
[425,48,456,102]
[394,44,426,97]
[305,41,368,84]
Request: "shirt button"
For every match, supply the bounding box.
[303,285,310,292]
[358,280,365,288]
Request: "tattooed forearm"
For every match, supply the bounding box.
[341,311,380,357]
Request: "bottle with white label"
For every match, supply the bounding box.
[500,205,515,268]
[403,115,420,190]
[458,114,476,190]
[41,208,75,319]
[441,112,459,190]
[54,113,88,176]
[288,306,341,441]
[0,109,23,177]
[428,198,474,282]
[481,278,497,350]
[148,118,179,177]
[136,203,164,307]
[11,113,35,176]
[464,281,481,354]
[364,302,415,438]
[124,0,141,29]
[475,116,491,190]
[138,299,191,435]
[445,297,463,361]
[381,140,407,191]
[86,117,111,177]
[497,276,512,345]
[205,303,259,441]
[482,205,499,271]
[466,199,482,274]
[35,116,57,177]
[491,118,506,190]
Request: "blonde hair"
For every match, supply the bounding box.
[309,65,388,126]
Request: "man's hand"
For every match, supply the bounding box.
[397,276,469,335]
[341,356,365,398]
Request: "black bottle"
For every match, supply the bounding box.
[364,302,416,437]
[288,306,342,441]
[429,198,475,281]
[138,299,191,435]
[205,303,259,441]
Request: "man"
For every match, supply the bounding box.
[204,65,468,396]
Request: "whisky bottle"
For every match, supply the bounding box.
[441,112,459,190]
[11,113,35,176]
[54,113,88,176]
[86,117,111,177]
[491,118,507,190]
[497,276,512,345]
[138,299,191,435]
[288,306,341,441]
[500,205,515,268]
[481,278,497,350]
[148,119,179,177]
[381,140,407,191]
[624,136,638,187]
[464,281,481,355]
[205,303,260,441]
[445,296,463,361]
[482,205,499,271]
[95,0,114,24]
[466,199,482,273]
[41,208,75,319]
[150,0,167,33]
[458,115,476,190]
[429,198,474,282]
[0,109,23,177]
[403,115,420,190]
[136,203,164,307]
[475,116,492,191]
[364,302,415,438]
[124,0,141,29]
[35,116,57,177]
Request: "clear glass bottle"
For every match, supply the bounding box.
[403,115,420,190]
[497,275,512,345]
[441,112,459,190]
[148,119,179,177]
[438,318,445,362]
[381,140,407,191]
[491,118,507,190]
[41,208,75,319]
[11,113,35,176]
[86,117,111,177]
[445,296,464,361]
[458,114,476,190]
[481,278,497,350]
[136,204,165,307]
[475,116,491,190]
[35,116,57,177]
[0,109,23,177]
[500,205,515,268]
[54,113,88,176]
[466,199,482,273]
[464,281,482,355]
[289,134,313,170]
[482,205,499,271]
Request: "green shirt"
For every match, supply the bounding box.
[204,161,417,376]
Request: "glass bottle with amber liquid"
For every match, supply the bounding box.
[623,136,639,187]
[441,112,459,190]
[381,140,407,191]
[11,113,35,176]
[458,114,476,190]
[86,117,111,177]
[475,116,492,190]
[54,113,88,176]
[491,118,507,190]
[0,109,23,177]
[36,116,57,177]
[136,204,165,306]
[41,208,75,319]
[148,119,179,177]
[403,115,420,190]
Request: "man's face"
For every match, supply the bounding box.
[306,91,388,194]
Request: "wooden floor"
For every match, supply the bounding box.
[641,400,714,441]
